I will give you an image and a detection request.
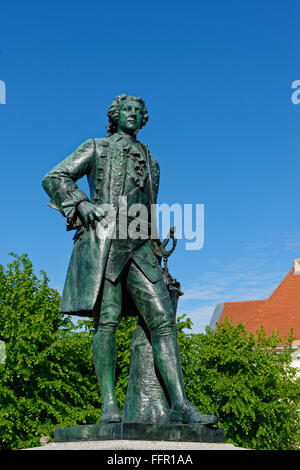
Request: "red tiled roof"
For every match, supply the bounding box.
[219,268,300,341]
[221,300,266,326]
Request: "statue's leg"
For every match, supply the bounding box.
[126,266,186,410]
[126,262,218,425]
[93,278,122,423]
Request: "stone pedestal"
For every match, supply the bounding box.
[54,422,225,444]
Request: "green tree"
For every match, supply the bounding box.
[0,253,101,449]
[178,315,300,450]
[1,253,299,450]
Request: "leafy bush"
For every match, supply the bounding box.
[178,315,300,450]
[0,254,299,450]
[0,254,101,449]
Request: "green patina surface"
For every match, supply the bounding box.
[54,422,225,444]
[43,94,219,431]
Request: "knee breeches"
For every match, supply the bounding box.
[96,261,174,335]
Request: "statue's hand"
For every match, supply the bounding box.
[77,201,105,230]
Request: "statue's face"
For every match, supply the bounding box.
[117,99,144,135]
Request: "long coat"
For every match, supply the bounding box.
[42,133,160,316]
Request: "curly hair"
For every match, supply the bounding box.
[106,94,149,136]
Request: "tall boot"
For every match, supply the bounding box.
[151,329,218,425]
[93,329,121,423]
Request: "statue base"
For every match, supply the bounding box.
[54,422,225,444]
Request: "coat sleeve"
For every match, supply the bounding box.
[42,138,95,230]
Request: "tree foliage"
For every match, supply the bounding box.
[0,253,101,449]
[177,315,300,450]
[0,254,299,450]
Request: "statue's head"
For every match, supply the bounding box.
[106,94,149,137]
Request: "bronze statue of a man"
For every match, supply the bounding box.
[42,94,217,426]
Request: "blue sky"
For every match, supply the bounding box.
[1,0,299,333]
